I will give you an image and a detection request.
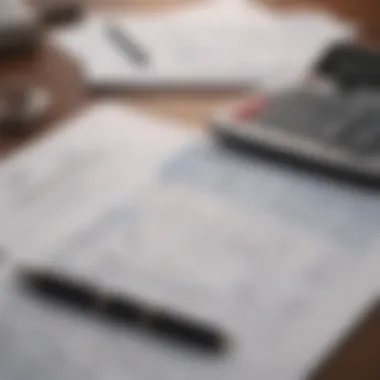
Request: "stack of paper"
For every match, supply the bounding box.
[1,103,380,380]
[52,0,355,90]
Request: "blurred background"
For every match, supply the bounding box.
[0,1,380,380]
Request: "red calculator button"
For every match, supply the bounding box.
[232,95,268,122]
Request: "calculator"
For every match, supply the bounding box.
[211,88,380,186]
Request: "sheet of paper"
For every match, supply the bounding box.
[52,0,354,90]
[2,102,380,379]
[51,0,278,89]
[0,103,198,259]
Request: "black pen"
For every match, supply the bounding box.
[105,23,150,67]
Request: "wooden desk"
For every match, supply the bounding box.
[0,1,379,379]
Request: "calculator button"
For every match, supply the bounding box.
[255,91,349,140]
[232,95,268,122]
[337,116,380,155]
[332,94,380,155]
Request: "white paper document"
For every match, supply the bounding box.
[0,102,379,379]
[52,0,354,90]
[0,103,198,259]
